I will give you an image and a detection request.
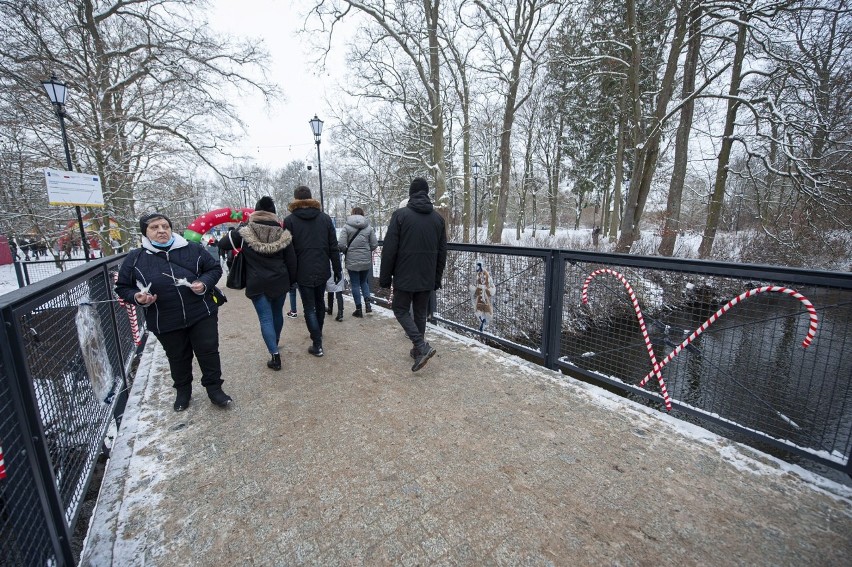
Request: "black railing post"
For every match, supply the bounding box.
[12,259,25,288]
[542,250,566,369]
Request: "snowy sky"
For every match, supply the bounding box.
[208,0,354,169]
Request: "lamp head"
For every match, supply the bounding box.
[472,162,481,178]
[309,115,324,143]
[41,74,67,106]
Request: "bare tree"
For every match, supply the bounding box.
[658,0,702,256]
[307,0,449,206]
[0,0,274,250]
[471,0,566,243]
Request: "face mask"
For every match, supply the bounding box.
[152,235,175,248]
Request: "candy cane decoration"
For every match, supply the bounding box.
[114,273,142,346]
[582,269,672,410]
[638,286,819,387]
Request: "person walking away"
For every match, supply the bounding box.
[338,206,378,317]
[115,213,232,411]
[379,178,447,372]
[218,196,297,371]
[326,253,345,321]
[283,185,342,357]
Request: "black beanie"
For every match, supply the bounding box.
[409,177,429,196]
[255,196,276,214]
[139,213,172,235]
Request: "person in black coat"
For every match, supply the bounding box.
[218,196,297,371]
[283,186,342,357]
[380,178,447,371]
[115,213,232,411]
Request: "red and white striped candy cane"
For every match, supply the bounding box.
[114,273,142,346]
[582,269,672,410]
[638,285,819,387]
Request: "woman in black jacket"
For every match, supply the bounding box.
[219,197,297,371]
[115,213,231,411]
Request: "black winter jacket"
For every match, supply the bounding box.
[114,235,223,335]
[218,210,297,298]
[283,198,342,287]
[379,191,447,292]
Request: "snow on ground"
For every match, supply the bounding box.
[0,263,19,297]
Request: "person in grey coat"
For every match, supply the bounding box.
[338,207,378,317]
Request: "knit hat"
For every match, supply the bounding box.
[255,196,276,214]
[409,177,429,196]
[139,213,172,235]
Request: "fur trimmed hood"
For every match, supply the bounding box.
[239,212,292,255]
[288,198,322,213]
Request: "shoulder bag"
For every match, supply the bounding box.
[225,231,247,290]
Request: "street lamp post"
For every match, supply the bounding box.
[309,115,325,211]
[240,177,248,208]
[42,74,91,261]
[472,162,480,244]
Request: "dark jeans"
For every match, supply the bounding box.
[299,284,326,346]
[348,269,371,307]
[155,314,222,391]
[289,286,298,312]
[392,289,431,353]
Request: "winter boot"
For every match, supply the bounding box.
[207,387,233,407]
[173,386,192,412]
[352,307,363,318]
[365,300,372,314]
[267,352,281,371]
[335,306,344,321]
[412,345,437,372]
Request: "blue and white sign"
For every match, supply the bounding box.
[44,168,105,207]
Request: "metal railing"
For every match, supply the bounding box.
[0,255,144,566]
[11,259,89,288]
[370,243,852,476]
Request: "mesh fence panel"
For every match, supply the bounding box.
[18,260,87,286]
[0,256,141,565]
[437,249,547,351]
[369,242,851,471]
[18,275,124,525]
[559,260,852,465]
[0,354,58,567]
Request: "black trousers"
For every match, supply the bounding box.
[154,314,223,391]
[392,289,431,353]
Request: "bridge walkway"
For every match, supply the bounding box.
[81,284,852,565]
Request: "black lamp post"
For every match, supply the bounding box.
[240,176,248,208]
[309,115,325,211]
[472,162,481,244]
[42,74,91,261]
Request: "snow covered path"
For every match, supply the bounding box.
[81,285,852,566]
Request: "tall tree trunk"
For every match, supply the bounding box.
[617,0,690,252]
[609,89,628,242]
[424,0,447,208]
[517,123,535,240]
[659,1,702,256]
[615,0,644,249]
[549,115,564,235]
[698,11,749,258]
[489,70,521,243]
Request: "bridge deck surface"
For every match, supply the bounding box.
[82,284,852,566]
